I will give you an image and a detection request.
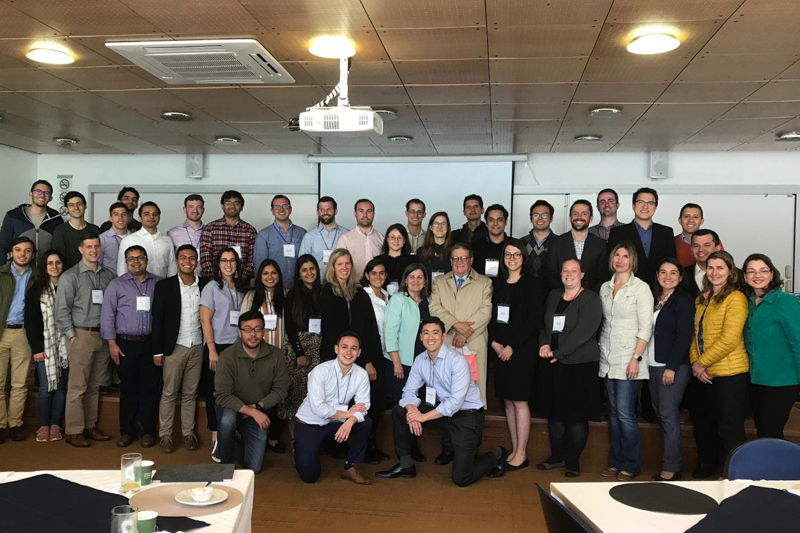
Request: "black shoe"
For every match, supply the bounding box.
[364,446,383,466]
[435,450,454,466]
[692,464,717,479]
[376,463,416,479]
[536,460,566,471]
[565,470,580,478]
[0,428,5,444]
[411,445,427,463]
[487,447,510,478]
[266,441,286,454]
[9,426,25,442]
[506,459,529,472]
[653,472,682,482]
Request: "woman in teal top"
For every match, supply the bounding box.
[743,253,800,439]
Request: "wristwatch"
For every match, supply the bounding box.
[634,355,643,362]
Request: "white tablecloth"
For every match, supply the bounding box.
[0,469,254,533]
[550,479,800,533]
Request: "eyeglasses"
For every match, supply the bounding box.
[219,258,237,264]
[635,200,657,208]
[224,200,242,207]
[387,235,404,241]
[368,270,387,276]
[272,203,291,210]
[126,256,146,262]
[504,252,523,259]
[745,269,771,276]
[531,213,550,220]
[431,221,448,228]
[451,256,471,263]
[407,210,425,216]
[32,189,52,198]
[240,327,264,333]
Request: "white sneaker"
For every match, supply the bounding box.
[210,439,221,463]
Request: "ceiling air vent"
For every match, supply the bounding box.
[105,39,295,85]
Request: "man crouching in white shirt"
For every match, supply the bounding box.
[294,331,373,485]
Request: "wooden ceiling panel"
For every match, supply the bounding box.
[606,0,742,23]
[260,30,387,62]
[69,35,174,66]
[641,103,734,121]
[416,104,491,123]
[377,142,438,155]
[238,0,371,31]
[561,102,650,126]
[43,66,155,90]
[573,82,667,102]
[339,85,414,106]
[492,83,576,104]
[702,12,800,55]
[722,101,800,119]
[591,20,720,58]
[490,58,587,83]
[23,90,157,126]
[0,37,117,68]
[679,117,792,144]
[776,59,800,80]
[396,60,488,84]
[657,82,765,103]
[0,3,62,38]
[5,0,160,36]
[114,0,263,38]
[0,68,80,91]
[244,86,329,119]
[488,24,601,58]
[679,54,799,82]
[487,0,613,26]
[582,54,688,83]
[166,88,283,122]
[407,85,490,105]
[746,80,800,101]
[379,27,487,60]
[95,89,207,120]
[736,116,800,144]
[361,0,486,29]
[300,60,401,86]
[492,103,568,120]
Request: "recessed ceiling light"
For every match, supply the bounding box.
[776,131,800,141]
[589,106,623,118]
[574,134,602,141]
[161,111,193,122]
[627,33,680,55]
[54,137,79,146]
[388,135,414,143]
[374,109,397,121]
[214,136,240,144]
[309,36,356,59]
[26,43,75,65]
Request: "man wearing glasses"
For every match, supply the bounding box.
[589,188,624,242]
[608,187,677,285]
[404,199,427,252]
[520,200,558,280]
[254,195,306,289]
[214,310,289,473]
[0,180,63,266]
[198,190,257,282]
[101,245,161,448]
[116,202,177,279]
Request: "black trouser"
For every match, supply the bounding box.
[687,377,720,467]
[547,420,589,472]
[391,403,497,487]
[751,383,799,439]
[367,360,387,440]
[202,343,231,432]
[711,373,750,463]
[294,416,372,483]
[116,337,160,437]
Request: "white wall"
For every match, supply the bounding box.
[0,145,38,216]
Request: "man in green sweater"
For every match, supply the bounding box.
[214,310,289,473]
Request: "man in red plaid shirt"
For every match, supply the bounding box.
[198,190,257,282]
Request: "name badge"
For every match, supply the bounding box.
[283,244,295,258]
[333,403,349,423]
[484,259,499,277]
[387,281,399,296]
[432,271,444,279]
[425,387,437,407]
[553,315,566,333]
[92,290,103,304]
[263,313,278,331]
[229,310,240,327]
[308,318,322,335]
[322,249,333,264]
[497,305,510,324]
[231,245,242,258]
[136,296,151,313]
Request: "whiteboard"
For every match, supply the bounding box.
[319,162,514,237]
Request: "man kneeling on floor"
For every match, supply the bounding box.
[214,310,289,473]
[377,317,508,486]
[294,331,373,485]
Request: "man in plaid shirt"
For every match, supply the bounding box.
[198,190,257,282]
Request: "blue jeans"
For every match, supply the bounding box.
[649,365,691,472]
[605,378,642,475]
[216,406,268,473]
[36,362,68,427]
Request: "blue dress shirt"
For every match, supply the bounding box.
[254,222,307,290]
[7,266,31,325]
[634,220,653,258]
[298,223,349,280]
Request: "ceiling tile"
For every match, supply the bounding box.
[573,82,666,102]
[657,82,765,103]
[425,120,490,135]
[115,0,263,38]
[408,84,490,105]
[491,83,576,103]
[396,59,488,84]
[746,80,800,101]
[582,54,694,83]
[6,0,160,36]
[0,2,62,38]
[776,59,800,80]
[300,60,400,85]
[641,102,734,120]
[238,0,372,31]
[43,65,155,90]
[487,0,613,26]
[69,35,174,66]
[166,88,283,121]
[0,67,80,91]
[701,11,800,55]
[488,24,601,58]
[679,117,792,144]
[492,103,568,120]
[261,30,387,62]
[606,0,742,23]
[95,89,207,120]
[679,54,799,82]
[416,104,491,123]
[361,0,486,29]
[721,101,800,119]
[245,86,329,119]
[590,20,721,58]
[379,27,487,60]
[0,37,117,68]
[490,58,587,83]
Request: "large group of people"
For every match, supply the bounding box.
[0,180,798,488]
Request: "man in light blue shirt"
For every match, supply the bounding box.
[294,331,373,485]
[377,317,508,486]
[98,202,130,274]
[254,195,306,289]
[298,196,349,280]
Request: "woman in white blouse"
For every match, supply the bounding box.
[350,257,391,465]
[599,242,654,481]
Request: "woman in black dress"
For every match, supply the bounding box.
[416,211,453,284]
[320,248,356,361]
[489,239,544,470]
[536,258,603,477]
[375,223,415,296]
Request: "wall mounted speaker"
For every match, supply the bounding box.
[186,153,204,179]
[649,152,669,180]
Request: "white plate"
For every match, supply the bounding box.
[174,488,229,507]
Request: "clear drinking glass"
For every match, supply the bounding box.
[120,453,142,494]
[110,504,138,533]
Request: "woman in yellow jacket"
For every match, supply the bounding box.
[689,251,749,467]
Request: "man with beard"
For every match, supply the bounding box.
[685,229,723,298]
[99,187,142,233]
[336,199,384,280]
[519,200,558,281]
[589,188,624,242]
[471,204,509,277]
[452,194,488,245]
[0,180,63,266]
[198,190,257,282]
[404,199,426,253]
[546,199,608,292]
[299,196,349,280]
[167,194,205,276]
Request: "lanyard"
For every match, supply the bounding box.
[336,369,352,405]
[273,222,294,245]
[319,227,339,250]
[428,356,436,390]
[184,226,200,247]
[132,276,149,296]
[227,285,240,310]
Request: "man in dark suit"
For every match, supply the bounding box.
[608,187,677,286]
[152,244,209,454]
[682,229,722,299]
[546,199,608,292]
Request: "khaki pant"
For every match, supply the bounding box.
[159,344,202,438]
[64,329,110,435]
[0,328,32,429]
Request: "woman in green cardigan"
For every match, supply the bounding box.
[743,253,800,439]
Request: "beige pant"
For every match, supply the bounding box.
[159,344,202,438]
[64,329,110,435]
[0,328,32,428]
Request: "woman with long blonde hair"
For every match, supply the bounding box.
[320,248,356,361]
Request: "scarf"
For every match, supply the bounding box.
[41,283,69,391]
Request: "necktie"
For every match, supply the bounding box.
[456,277,464,291]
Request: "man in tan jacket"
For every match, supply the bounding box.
[429,242,493,404]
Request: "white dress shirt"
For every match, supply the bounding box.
[365,286,388,354]
[176,275,203,349]
[117,228,178,279]
[295,360,371,426]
